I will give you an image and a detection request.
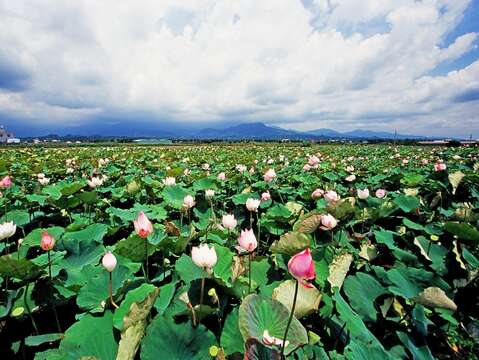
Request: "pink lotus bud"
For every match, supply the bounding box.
[134,211,153,238]
[0,176,12,189]
[375,189,386,199]
[263,168,276,182]
[222,214,237,230]
[246,198,261,212]
[40,231,55,251]
[303,164,311,171]
[311,188,324,200]
[217,172,226,181]
[434,161,447,172]
[320,214,337,230]
[287,248,316,288]
[183,195,196,209]
[324,190,340,202]
[191,244,217,273]
[261,192,271,201]
[421,159,429,165]
[357,188,369,199]
[237,229,257,253]
[102,251,117,272]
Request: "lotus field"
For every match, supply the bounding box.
[1,143,478,359]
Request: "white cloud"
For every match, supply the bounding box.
[0,0,477,136]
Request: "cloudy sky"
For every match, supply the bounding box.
[0,0,478,137]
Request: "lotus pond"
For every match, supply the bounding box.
[0,143,478,359]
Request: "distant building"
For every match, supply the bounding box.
[0,125,17,143]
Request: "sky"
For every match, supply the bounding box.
[0,0,478,137]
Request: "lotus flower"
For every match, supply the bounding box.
[217,172,226,181]
[345,174,356,182]
[205,189,215,199]
[287,248,316,288]
[320,214,337,230]
[246,198,260,212]
[375,189,386,198]
[237,229,257,253]
[222,214,237,230]
[102,251,117,272]
[324,190,340,202]
[357,188,369,199]
[191,244,217,273]
[303,164,311,171]
[0,221,16,240]
[134,211,153,238]
[163,177,176,186]
[261,192,271,201]
[263,168,276,182]
[434,161,447,172]
[40,231,55,251]
[311,188,324,199]
[87,176,104,188]
[0,176,12,188]
[183,195,196,209]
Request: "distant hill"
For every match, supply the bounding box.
[194,122,309,140]
[306,128,427,140]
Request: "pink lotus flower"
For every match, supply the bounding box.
[102,251,117,272]
[237,229,257,253]
[263,168,276,182]
[217,172,226,181]
[246,198,261,212]
[375,189,386,198]
[222,214,237,230]
[191,244,217,273]
[324,190,340,202]
[288,248,316,288]
[261,192,271,201]
[357,188,369,199]
[303,164,311,171]
[434,161,447,172]
[308,155,320,166]
[183,195,196,209]
[311,188,324,200]
[40,231,55,251]
[345,174,356,182]
[422,159,429,165]
[0,176,12,188]
[134,211,153,238]
[320,214,337,230]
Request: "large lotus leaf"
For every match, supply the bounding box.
[295,213,322,234]
[444,222,479,244]
[54,311,118,360]
[193,176,217,191]
[343,273,387,322]
[413,236,447,275]
[265,204,292,220]
[154,280,177,315]
[212,244,234,287]
[270,232,311,256]
[244,338,281,360]
[162,185,189,209]
[62,223,109,254]
[61,242,105,270]
[412,287,457,311]
[374,229,418,264]
[332,291,393,359]
[114,235,156,262]
[24,333,63,347]
[448,171,465,195]
[0,256,43,281]
[386,268,434,299]
[400,173,424,187]
[326,197,356,220]
[238,294,308,355]
[221,308,245,356]
[113,283,158,331]
[140,316,216,360]
[116,286,159,360]
[175,254,208,283]
[327,253,353,290]
[0,210,31,227]
[394,196,420,213]
[76,263,139,312]
[272,280,322,318]
[396,331,434,360]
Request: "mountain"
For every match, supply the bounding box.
[193,122,312,140]
[306,128,427,140]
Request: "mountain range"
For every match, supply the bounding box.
[11,121,433,141]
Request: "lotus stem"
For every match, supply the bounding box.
[24,282,39,335]
[144,237,149,282]
[109,272,119,309]
[255,212,261,253]
[281,279,298,358]
[199,276,205,326]
[47,250,52,279]
[248,252,252,294]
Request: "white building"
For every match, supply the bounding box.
[0,125,16,143]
